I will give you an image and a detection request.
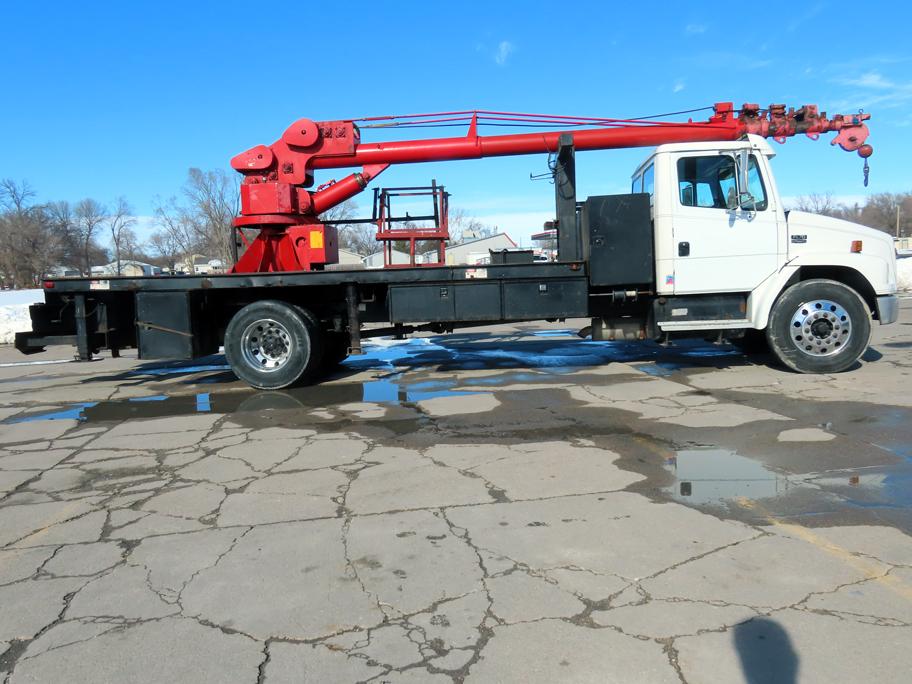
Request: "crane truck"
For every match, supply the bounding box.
[15,102,898,389]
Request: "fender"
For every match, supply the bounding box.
[748,253,887,329]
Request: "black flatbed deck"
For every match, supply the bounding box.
[21,260,607,366]
[45,262,586,293]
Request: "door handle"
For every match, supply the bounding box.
[678,241,690,257]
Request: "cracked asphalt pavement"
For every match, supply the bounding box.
[2,302,912,683]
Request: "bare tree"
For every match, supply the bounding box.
[0,178,35,214]
[449,208,495,243]
[146,229,183,271]
[793,193,843,217]
[183,168,238,265]
[320,200,376,256]
[46,200,83,268]
[106,197,136,275]
[338,223,377,256]
[74,198,107,275]
[859,193,912,237]
[0,180,61,287]
[120,226,141,265]
[149,169,239,270]
[152,195,201,272]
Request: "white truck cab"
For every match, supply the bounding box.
[629,135,898,372]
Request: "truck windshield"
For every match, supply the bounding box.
[677,155,768,210]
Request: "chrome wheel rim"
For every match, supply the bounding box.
[789,299,851,357]
[241,319,293,372]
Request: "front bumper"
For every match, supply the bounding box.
[876,294,899,325]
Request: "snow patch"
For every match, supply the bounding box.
[898,257,912,292]
[0,289,44,345]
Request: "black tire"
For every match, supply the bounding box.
[224,300,324,389]
[766,279,871,374]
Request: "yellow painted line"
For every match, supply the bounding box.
[735,496,912,602]
[633,431,912,600]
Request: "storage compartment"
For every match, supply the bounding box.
[582,193,654,287]
[389,285,455,322]
[489,249,534,265]
[136,292,202,359]
[390,282,506,322]
[502,279,588,319]
[454,283,502,320]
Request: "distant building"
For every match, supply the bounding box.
[438,233,517,265]
[45,265,81,278]
[338,248,364,265]
[175,255,225,275]
[363,249,412,269]
[92,260,162,277]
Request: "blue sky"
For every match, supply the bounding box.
[2,1,910,246]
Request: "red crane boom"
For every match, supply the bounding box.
[229,102,872,273]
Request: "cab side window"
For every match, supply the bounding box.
[643,164,654,205]
[745,157,769,210]
[677,155,768,211]
[631,164,655,205]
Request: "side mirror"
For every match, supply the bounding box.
[739,192,757,210]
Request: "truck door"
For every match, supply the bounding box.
[671,153,779,294]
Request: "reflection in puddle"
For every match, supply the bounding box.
[129,363,230,377]
[633,362,683,378]
[345,335,741,376]
[809,461,912,510]
[665,448,794,506]
[5,376,481,424]
[5,334,742,425]
[663,446,912,519]
[361,379,481,403]
[10,402,100,423]
[529,329,578,338]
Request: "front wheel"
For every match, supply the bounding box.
[766,279,871,374]
[224,300,324,389]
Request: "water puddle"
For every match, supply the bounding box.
[345,335,742,376]
[4,371,486,424]
[664,448,796,506]
[4,332,748,425]
[661,446,912,521]
[129,363,231,377]
[632,362,685,378]
[807,459,912,510]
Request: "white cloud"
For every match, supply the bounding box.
[839,71,895,89]
[494,41,514,66]
[684,23,706,35]
[831,70,912,110]
[673,80,685,93]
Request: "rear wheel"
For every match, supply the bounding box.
[766,279,871,374]
[224,300,324,389]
